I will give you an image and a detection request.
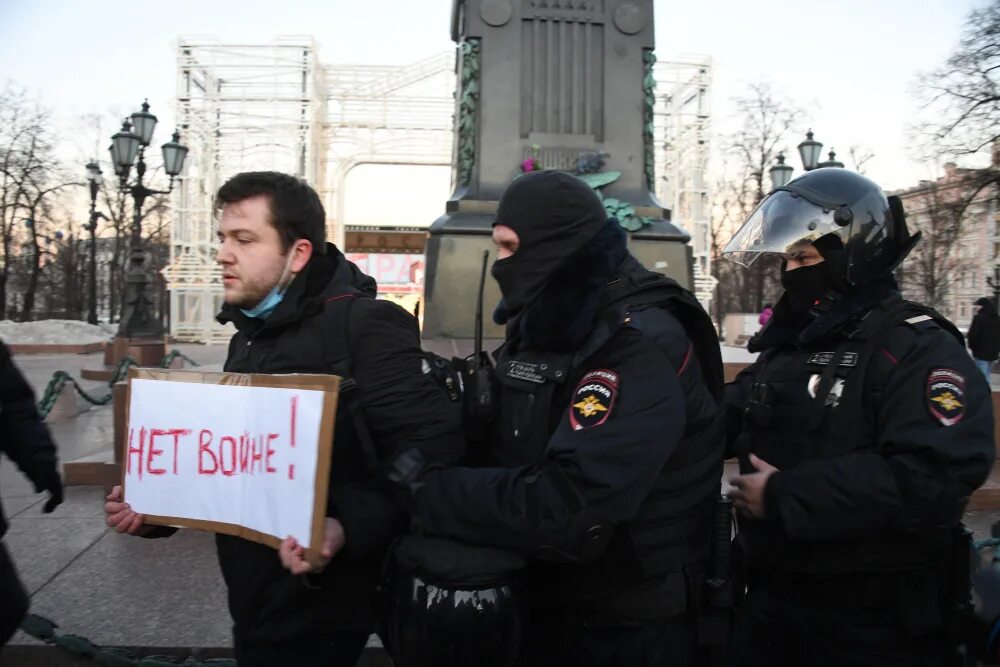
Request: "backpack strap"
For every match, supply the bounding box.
[318,290,381,474]
[605,271,725,403]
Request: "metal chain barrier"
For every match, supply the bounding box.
[159,350,200,368]
[36,351,200,418]
[20,613,235,666]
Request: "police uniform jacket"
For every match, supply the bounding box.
[414,253,724,618]
[726,287,995,579]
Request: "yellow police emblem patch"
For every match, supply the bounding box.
[926,368,966,426]
[569,369,619,430]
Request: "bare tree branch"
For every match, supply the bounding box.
[710,83,801,323]
[912,1,1000,159]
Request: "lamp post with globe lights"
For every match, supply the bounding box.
[108,100,188,339]
[769,129,845,189]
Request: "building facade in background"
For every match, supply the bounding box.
[894,150,999,330]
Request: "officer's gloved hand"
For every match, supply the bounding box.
[35,470,64,513]
[382,448,442,510]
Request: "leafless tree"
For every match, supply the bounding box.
[914,0,1000,159]
[898,169,999,310]
[710,83,800,318]
[849,146,875,174]
[0,83,55,319]
[20,180,80,321]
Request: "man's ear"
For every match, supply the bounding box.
[290,239,313,273]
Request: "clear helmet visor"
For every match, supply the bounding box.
[722,191,849,267]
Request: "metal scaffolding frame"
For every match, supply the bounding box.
[654,55,715,312]
[166,39,712,342]
[168,39,453,342]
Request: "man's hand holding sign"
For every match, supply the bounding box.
[116,368,339,568]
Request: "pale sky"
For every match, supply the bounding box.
[0,0,985,228]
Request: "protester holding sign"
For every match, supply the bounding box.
[104,172,463,667]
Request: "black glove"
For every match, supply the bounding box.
[381,448,441,510]
[34,470,63,513]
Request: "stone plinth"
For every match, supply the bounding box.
[103,336,166,367]
[423,0,690,340]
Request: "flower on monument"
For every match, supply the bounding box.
[520,145,542,173]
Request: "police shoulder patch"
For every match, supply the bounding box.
[570,369,619,431]
[926,368,966,426]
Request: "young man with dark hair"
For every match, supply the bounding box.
[104,171,463,667]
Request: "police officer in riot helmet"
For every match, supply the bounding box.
[722,167,995,666]
[381,170,728,666]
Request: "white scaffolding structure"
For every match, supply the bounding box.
[168,37,327,342]
[654,56,715,312]
[166,40,712,343]
[169,39,453,342]
[323,51,454,246]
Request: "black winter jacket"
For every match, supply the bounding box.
[414,246,723,617]
[211,245,464,643]
[969,301,1000,361]
[0,340,60,538]
[726,290,994,578]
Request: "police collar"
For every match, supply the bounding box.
[749,280,899,352]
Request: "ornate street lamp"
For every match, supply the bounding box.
[85,161,109,325]
[770,130,845,191]
[109,100,188,339]
[817,149,845,169]
[797,129,823,172]
[769,152,794,189]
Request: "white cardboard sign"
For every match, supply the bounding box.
[123,373,338,551]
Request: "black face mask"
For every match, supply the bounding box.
[488,170,608,324]
[781,262,829,313]
[490,257,523,324]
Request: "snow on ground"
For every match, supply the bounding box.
[0,319,118,345]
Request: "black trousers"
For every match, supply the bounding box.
[522,610,709,667]
[0,541,29,649]
[730,577,952,667]
[233,631,368,667]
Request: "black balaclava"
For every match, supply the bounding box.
[490,170,607,321]
[780,263,828,313]
[779,233,849,313]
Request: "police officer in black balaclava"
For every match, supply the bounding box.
[383,170,727,666]
[722,168,995,666]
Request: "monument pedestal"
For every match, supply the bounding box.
[422,205,692,340]
[104,335,167,367]
[82,336,168,382]
[422,0,693,340]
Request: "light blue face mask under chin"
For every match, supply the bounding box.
[240,285,286,319]
[240,252,296,320]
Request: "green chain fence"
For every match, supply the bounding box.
[36,351,201,419]
[20,613,235,666]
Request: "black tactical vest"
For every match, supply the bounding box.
[735,298,962,577]
[491,270,725,614]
